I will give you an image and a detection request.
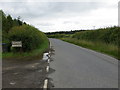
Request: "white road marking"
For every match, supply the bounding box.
[46,66,49,72]
[10,82,16,85]
[43,46,53,89]
[48,59,50,63]
[13,73,18,75]
[43,79,48,89]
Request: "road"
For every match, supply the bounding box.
[49,38,118,88]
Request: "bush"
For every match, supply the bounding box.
[9,25,47,52]
[47,34,70,38]
[72,26,120,46]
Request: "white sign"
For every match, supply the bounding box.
[12,41,22,47]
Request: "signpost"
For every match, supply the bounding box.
[12,41,22,47]
[12,41,22,52]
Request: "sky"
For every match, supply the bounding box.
[0,0,119,32]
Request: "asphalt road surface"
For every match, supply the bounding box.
[49,38,118,88]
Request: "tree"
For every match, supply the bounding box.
[6,15,13,33]
[17,16,23,25]
[1,10,7,32]
[12,19,19,26]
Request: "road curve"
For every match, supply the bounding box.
[49,38,118,88]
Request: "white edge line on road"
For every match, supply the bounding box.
[46,66,49,72]
[43,79,48,89]
[48,59,50,63]
[43,65,49,89]
[43,42,52,89]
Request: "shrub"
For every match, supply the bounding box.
[9,25,47,52]
[72,26,120,46]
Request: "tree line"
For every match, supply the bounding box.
[47,26,120,46]
[72,26,120,46]
[1,10,26,43]
[1,10,48,52]
[1,10,27,52]
[45,30,85,35]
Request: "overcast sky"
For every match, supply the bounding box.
[0,0,119,32]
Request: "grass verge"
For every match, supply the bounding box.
[2,39,49,60]
[61,38,119,60]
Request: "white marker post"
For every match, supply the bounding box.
[43,79,48,90]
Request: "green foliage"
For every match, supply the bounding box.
[1,10,28,52]
[61,38,119,59]
[72,26,120,46]
[1,10,49,55]
[0,10,2,22]
[47,26,119,59]
[6,15,13,33]
[9,25,48,52]
[12,19,20,26]
[47,34,71,38]
[3,39,49,59]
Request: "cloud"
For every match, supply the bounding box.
[63,21,80,24]
[0,2,104,18]
[37,23,54,26]
[0,1,118,32]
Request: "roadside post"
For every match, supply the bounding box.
[12,41,22,53]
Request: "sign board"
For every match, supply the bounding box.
[12,41,22,47]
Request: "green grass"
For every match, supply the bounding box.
[2,39,49,60]
[61,38,119,60]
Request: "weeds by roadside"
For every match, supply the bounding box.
[61,38,119,60]
[3,40,49,60]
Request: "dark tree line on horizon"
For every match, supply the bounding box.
[45,30,86,35]
[45,26,118,35]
